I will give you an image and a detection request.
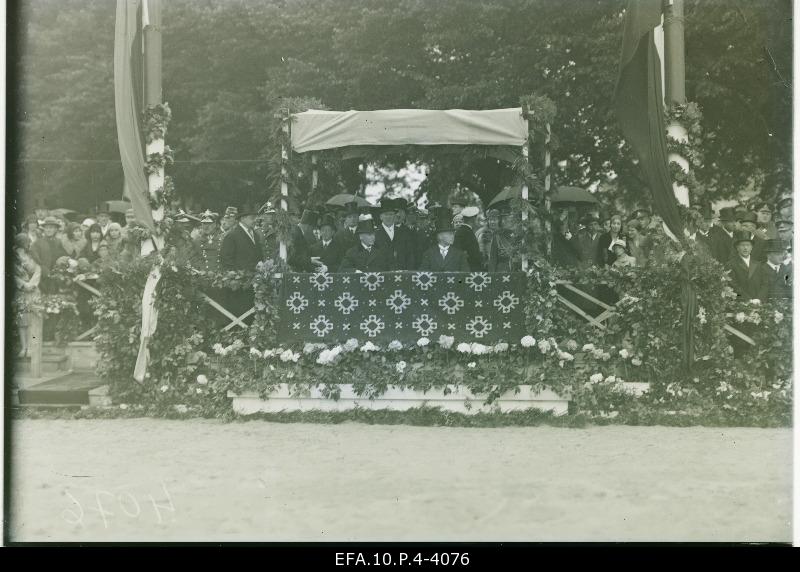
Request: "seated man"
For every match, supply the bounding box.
[338,215,391,272]
[419,216,470,272]
[310,214,345,272]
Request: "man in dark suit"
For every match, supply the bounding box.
[339,215,392,272]
[311,213,345,272]
[31,216,68,294]
[709,207,738,264]
[574,214,602,269]
[218,205,265,320]
[453,205,483,271]
[334,200,361,251]
[764,239,792,299]
[776,218,793,265]
[419,216,470,271]
[726,231,769,301]
[288,209,319,272]
[737,210,766,262]
[375,199,414,270]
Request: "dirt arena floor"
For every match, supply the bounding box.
[8,419,792,542]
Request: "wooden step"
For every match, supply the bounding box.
[17,372,104,406]
[15,354,70,374]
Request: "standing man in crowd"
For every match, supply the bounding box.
[775,219,793,264]
[419,214,470,271]
[453,205,482,271]
[737,210,766,261]
[31,215,68,293]
[311,213,345,272]
[96,207,112,238]
[194,211,223,273]
[575,214,602,269]
[218,205,265,323]
[726,231,768,301]
[339,215,391,272]
[335,201,361,251]
[764,239,792,299]
[375,199,414,270]
[220,207,237,234]
[288,209,319,272]
[709,207,737,264]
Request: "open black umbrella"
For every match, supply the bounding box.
[550,186,598,205]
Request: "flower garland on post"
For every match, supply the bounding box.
[665,102,706,203]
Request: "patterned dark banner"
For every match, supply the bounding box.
[278,271,527,344]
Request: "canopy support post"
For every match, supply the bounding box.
[279,108,290,262]
[521,140,529,272]
[311,153,318,199]
[544,122,552,259]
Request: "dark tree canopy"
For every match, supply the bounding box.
[8,0,792,216]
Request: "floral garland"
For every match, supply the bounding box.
[143,103,172,144]
[665,102,707,201]
[144,145,175,177]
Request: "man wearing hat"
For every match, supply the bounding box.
[288,209,320,272]
[776,196,792,222]
[764,239,792,299]
[375,198,414,270]
[736,210,767,262]
[419,213,470,272]
[334,200,362,251]
[218,204,266,320]
[339,215,391,272]
[452,205,483,271]
[709,207,738,264]
[95,205,113,238]
[30,216,68,293]
[753,201,778,240]
[310,213,346,272]
[193,210,223,273]
[574,213,602,269]
[726,231,769,301]
[220,206,238,234]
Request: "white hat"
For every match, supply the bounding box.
[82,218,96,227]
[461,206,480,218]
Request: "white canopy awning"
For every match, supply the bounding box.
[290,108,529,153]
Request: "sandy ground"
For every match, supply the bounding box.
[8,419,792,542]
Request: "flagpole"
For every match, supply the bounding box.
[663,0,690,207]
[144,0,165,235]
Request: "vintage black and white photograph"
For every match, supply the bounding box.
[3,0,794,547]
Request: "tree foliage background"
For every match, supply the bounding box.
[8,0,792,216]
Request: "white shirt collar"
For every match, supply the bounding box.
[767,261,781,271]
[322,239,331,247]
[439,244,449,256]
[360,241,372,251]
[382,224,395,238]
[723,228,734,238]
[740,255,751,266]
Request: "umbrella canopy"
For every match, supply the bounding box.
[551,186,598,205]
[488,184,598,207]
[325,194,371,208]
[102,200,133,214]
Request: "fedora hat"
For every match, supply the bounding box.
[42,216,61,227]
[378,198,396,212]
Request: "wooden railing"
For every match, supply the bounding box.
[556,280,756,346]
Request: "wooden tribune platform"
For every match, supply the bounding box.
[229,384,570,416]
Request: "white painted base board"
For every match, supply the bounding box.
[229,384,569,416]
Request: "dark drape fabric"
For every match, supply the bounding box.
[114,0,154,233]
[614,0,683,238]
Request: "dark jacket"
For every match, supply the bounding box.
[709,225,735,264]
[193,232,223,273]
[453,223,482,271]
[287,225,315,272]
[574,229,602,268]
[597,232,622,267]
[338,244,392,272]
[310,237,346,272]
[218,224,265,272]
[726,256,770,301]
[375,224,415,270]
[765,261,792,299]
[419,244,470,272]
[334,226,360,252]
